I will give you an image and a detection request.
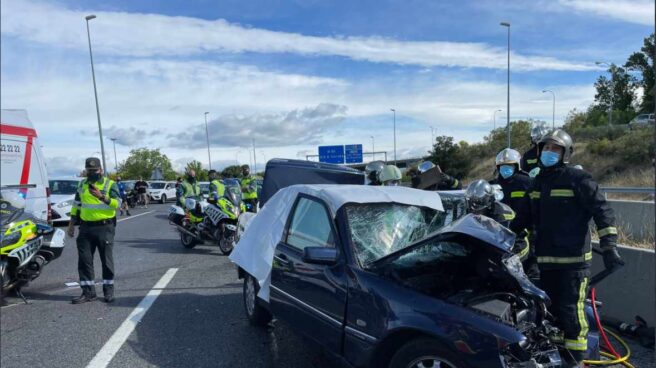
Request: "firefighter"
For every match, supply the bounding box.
[490,148,531,264]
[379,165,402,186]
[511,129,623,367]
[522,123,550,174]
[410,161,462,190]
[365,161,385,185]
[465,180,515,227]
[67,158,121,304]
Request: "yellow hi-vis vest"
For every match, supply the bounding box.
[210,179,225,198]
[241,177,258,200]
[71,178,119,222]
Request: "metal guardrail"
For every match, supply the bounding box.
[600,186,655,199]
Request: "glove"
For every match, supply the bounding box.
[602,248,624,270]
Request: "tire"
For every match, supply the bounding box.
[389,338,463,368]
[180,232,198,249]
[160,194,167,204]
[243,274,271,327]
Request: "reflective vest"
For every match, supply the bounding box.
[241,177,258,200]
[180,180,201,203]
[72,178,119,222]
[210,180,225,198]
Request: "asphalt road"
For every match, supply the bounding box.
[1,204,653,368]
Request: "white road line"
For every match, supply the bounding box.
[85,268,179,368]
[117,210,154,223]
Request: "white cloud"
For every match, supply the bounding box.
[557,0,654,26]
[1,0,599,72]
[81,125,156,147]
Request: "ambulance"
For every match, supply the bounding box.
[0,109,51,223]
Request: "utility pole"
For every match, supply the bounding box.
[390,108,397,165]
[85,14,107,171]
[110,138,118,173]
[252,139,257,173]
[370,136,375,161]
[204,112,212,170]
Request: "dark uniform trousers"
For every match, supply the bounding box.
[77,222,116,286]
[540,268,590,361]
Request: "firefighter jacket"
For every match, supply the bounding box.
[511,164,618,270]
[521,145,539,173]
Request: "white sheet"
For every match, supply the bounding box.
[229,184,443,301]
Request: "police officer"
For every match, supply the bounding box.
[208,170,226,203]
[490,149,531,263]
[66,158,121,304]
[521,124,550,175]
[178,169,201,206]
[240,165,258,212]
[511,129,623,367]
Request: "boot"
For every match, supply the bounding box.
[72,286,97,304]
[103,285,114,303]
[126,210,131,216]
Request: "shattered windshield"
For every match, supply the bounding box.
[345,203,447,266]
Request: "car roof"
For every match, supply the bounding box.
[273,184,443,216]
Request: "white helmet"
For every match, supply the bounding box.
[365,161,385,184]
[530,124,550,144]
[495,148,522,169]
[465,180,495,212]
[379,165,402,186]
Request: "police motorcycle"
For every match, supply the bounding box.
[1,189,66,304]
[168,189,245,255]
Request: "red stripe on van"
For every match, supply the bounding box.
[0,124,38,137]
[19,136,34,187]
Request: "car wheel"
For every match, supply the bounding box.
[243,274,271,327]
[160,194,167,204]
[180,232,197,249]
[389,338,462,368]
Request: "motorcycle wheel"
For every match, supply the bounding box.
[180,231,198,249]
[218,237,234,255]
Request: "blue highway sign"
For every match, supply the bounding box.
[318,145,345,164]
[345,144,363,163]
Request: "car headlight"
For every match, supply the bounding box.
[57,200,73,208]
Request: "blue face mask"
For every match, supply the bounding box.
[540,151,560,167]
[499,165,515,179]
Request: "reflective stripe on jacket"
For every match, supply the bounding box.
[70,177,120,222]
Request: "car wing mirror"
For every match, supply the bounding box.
[302,247,339,265]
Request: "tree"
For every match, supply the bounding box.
[185,160,208,181]
[625,33,655,113]
[427,136,472,179]
[591,64,637,124]
[221,165,243,179]
[117,148,177,180]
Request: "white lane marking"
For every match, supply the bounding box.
[117,210,154,223]
[85,268,179,368]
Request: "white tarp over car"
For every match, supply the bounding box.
[229,184,443,301]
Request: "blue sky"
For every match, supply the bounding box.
[1,0,653,175]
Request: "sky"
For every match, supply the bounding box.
[1,0,654,176]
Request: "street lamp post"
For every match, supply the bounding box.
[252,139,257,173]
[110,138,118,174]
[595,61,614,126]
[500,22,511,148]
[204,112,212,170]
[493,109,503,130]
[430,126,435,148]
[370,136,375,161]
[85,15,107,171]
[542,90,556,129]
[390,108,397,165]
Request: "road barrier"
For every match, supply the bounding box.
[591,243,655,326]
[600,186,654,200]
[607,200,655,242]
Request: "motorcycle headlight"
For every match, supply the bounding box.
[57,200,73,208]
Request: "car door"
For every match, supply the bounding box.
[165,183,175,199]
[270,194,348,354]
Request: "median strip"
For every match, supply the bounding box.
[85,267,179,368]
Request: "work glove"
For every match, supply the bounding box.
[602,248,625,271]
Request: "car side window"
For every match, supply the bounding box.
[286,197,335,250]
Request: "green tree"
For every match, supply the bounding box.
[591,64,637,125]
[117,148,177,180]
[221,165,243,179]
[625,33,655,113]
[427,136,472,179]
[185,160,208,181]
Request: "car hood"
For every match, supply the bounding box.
[50,194,75,204]
[372,214,548,301]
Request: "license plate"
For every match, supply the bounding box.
[50,229,66,248]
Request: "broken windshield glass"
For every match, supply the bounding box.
[345,203,447,266]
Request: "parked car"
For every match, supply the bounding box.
[148,181,176,203]
[628,113,655,129]
[231,185,601,368]
[48,177,83,224]
[1,109,51,223]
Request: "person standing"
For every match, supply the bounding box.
[464,180,516,228]
[67,158,121,304]
[240,165,258,212]
[208,170,226,203]
[521,124,550,175]
[116,176,131,216]
[135,177,149,208]
[174,177,183,206]
[511,130,623,367]
[178,169,201,205]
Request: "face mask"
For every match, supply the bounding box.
[540,151,560,167]
[499,165,515,179]
[87,172,101,182]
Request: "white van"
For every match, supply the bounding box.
[1,109,51,223]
